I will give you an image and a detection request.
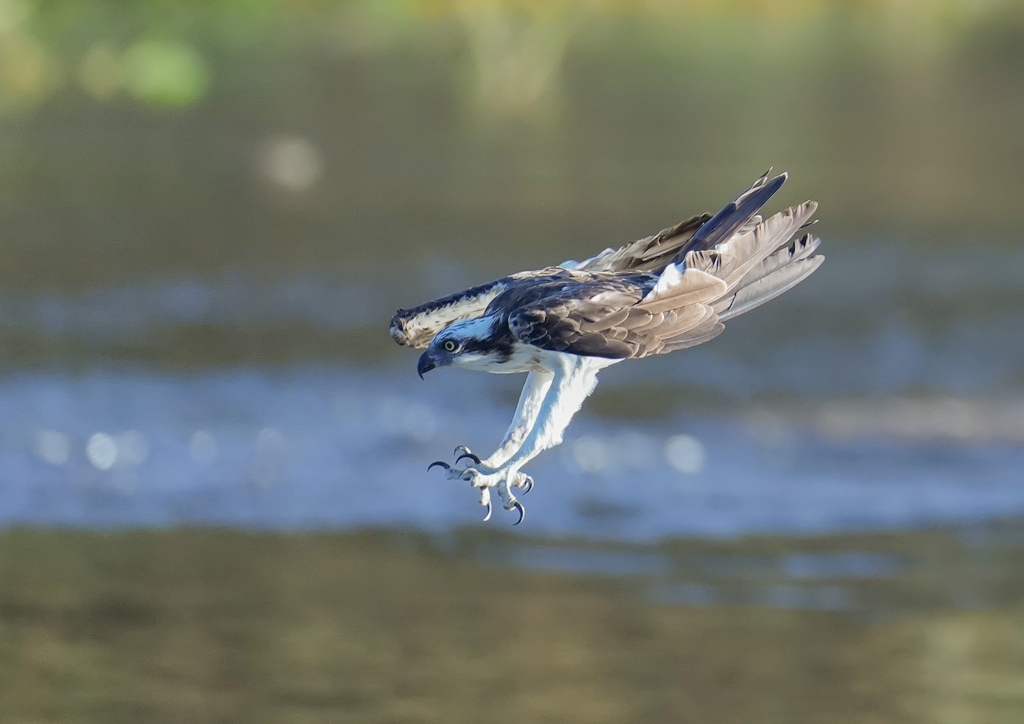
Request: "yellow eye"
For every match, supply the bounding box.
[443,339,457,352]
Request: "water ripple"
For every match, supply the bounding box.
[0,366,1021,539]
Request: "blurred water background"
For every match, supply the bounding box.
[2,0,1024,721]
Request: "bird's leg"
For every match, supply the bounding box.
[435,371,553,492]
[483,370,554,469]
[495,356,602,473]
[445,357,608,523]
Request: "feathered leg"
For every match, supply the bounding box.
[452,354,617,523]
[445,371,553,482]
[432,371,552,495]
[485,371,554,467]
[432,371,554,520]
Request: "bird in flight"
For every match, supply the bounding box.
[390,171,823,525]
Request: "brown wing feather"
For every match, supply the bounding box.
[507,275,724,360]
[506,280,645,359]
[394,172,823,361]
[392,203,716,349]
[505,174,823,360]
[570,214,712,273]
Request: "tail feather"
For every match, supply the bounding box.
[573,171,788,275]
[639,170,823,338]
[736,232,821,288]
[684,200,818,288]
[735,214,763,237]
[716,241,824,321]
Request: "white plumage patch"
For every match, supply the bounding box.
[445,314,499,340]
[391,287,506,348]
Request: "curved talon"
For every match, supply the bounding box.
[519,477,533,495]
[511,500,525,526]
[427,460,451,472]
[452,445,482,466]
[482,497,492,522]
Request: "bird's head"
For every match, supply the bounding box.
[417,317,503,378]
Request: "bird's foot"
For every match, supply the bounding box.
[429,445,533,494]
[427,459,530,525]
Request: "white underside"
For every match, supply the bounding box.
[503,351,619,465]
[476,351,620,491]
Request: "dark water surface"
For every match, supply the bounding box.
[4,525,1024,723]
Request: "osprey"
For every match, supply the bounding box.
[390,171,823,524]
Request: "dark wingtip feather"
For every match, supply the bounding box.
[676,172,788,259]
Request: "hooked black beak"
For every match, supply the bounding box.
[417,352,436,380]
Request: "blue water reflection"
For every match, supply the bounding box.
[1,366,1022,540]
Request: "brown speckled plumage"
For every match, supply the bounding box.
[392,171,822,362]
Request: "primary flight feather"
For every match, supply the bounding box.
[390,171,823,524]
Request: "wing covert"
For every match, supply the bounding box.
[563,213,712,273]
[507,275,726,359]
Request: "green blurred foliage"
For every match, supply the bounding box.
[0,0,1022,112]
[0,0,1020,301]
[121,39,209,105]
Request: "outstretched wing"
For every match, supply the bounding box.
[391,211,714,349]
[390,278,514,349]
[507,172,823,359]
[391,171,821,352]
